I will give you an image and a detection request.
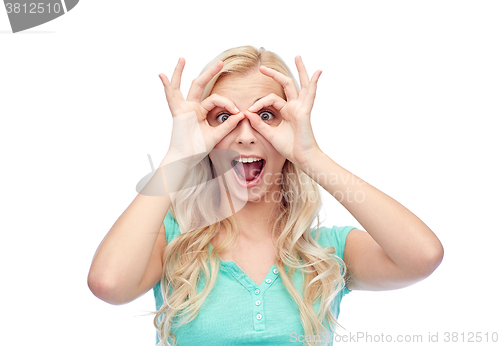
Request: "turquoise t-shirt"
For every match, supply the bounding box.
[153,212,356,345]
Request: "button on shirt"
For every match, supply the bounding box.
[153,212,356,345]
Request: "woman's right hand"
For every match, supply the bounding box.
[159,58,244,163]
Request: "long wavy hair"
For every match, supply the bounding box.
[154,46,347,346]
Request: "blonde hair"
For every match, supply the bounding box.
[154,46,347,346]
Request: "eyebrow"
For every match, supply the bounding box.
[210,96,267,114]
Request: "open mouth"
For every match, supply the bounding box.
[231,157,266,184]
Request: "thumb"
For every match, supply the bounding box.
[244,111,275,142]
[212,112,245,143]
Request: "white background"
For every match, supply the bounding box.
[1,1,499,345]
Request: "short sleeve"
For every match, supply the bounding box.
[153,211,182,311]
[163,210,181,244]
[312,225,357,294]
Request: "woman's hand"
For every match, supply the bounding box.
[159,58,244,162]
[244,56,322,167]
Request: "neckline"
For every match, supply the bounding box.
[208,243,277,288]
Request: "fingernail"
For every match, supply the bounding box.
[248,105,256,111]
[234,106,239,113]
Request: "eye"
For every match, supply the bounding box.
[216,112,230,123]
[259,110,274,121]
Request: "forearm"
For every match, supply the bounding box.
[299,150,443,272]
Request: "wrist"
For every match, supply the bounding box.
[162,150,207,170]
[148,151,204,198]
[295,147,325,172]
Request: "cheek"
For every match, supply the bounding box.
[267,154,286,176]
[264,143,286,166]
[213,136,230,149]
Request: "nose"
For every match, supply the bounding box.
[234,117,257,145]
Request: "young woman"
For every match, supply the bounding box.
[88,46,444,346]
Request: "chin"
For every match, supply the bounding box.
[223,178,278,207]
[246,190,270,203]
[227,186,264,204]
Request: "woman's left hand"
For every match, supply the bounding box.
[244,56,322,167]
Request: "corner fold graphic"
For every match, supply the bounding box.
[4,0,79,33]
[64,0,78,11]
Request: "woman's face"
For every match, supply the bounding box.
[207,69,287,203]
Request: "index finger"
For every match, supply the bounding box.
[186,61,224,102]
[259,65,299,101]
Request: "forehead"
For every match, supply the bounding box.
[211,69,285,105]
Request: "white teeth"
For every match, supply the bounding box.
[234,157,262,163]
